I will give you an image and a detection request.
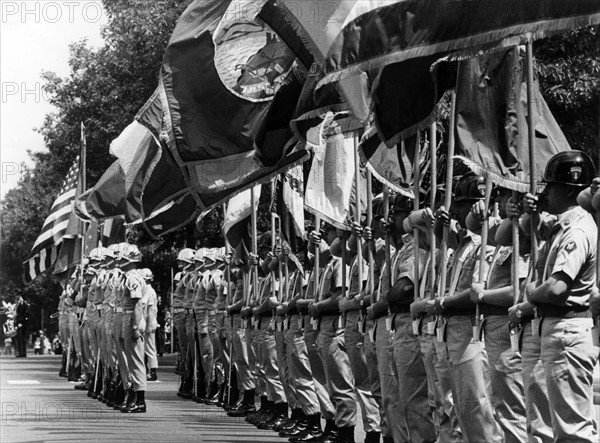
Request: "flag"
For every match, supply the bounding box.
[160,0,308,211]
[76,88,194,236]
[304,114,356,229]
[358,127,414,198]
[315,0,600,87]
[23,156,81,283]
[81,217,127,254]
[453,47,571,192]
[270,166,305,271]
[223,185,262,251]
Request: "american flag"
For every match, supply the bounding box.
[23,156,82,283]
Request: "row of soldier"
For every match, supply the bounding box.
[172,150,598,443]
[57,242,157,413]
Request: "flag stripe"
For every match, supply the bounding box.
[23,156,80,283]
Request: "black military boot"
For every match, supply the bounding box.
[119,388,134,412]
[335,426,354,443]
[275,407,300,433]
[203,378,221,405]
[244,395,266,423]
[59,351,68,377]
[279,410,308,437]
[289,413,323,442]
[121,390,137,413]
[257,401,288,430]
[126,390,146,413]
[106,380,116,408]
[227,389,256,417]
[146,368,157,381]
[113,377,125,410]
[74,372,89,391]
[363,431,380,443]
[252,400,274,427]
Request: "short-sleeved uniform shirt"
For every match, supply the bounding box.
[173,272,191,309]
[122,270,144,310]
[378,235,418,301]
[192,271,211,310]
[486,246,529,289]
[541,206,598,308]
[449,232,483,296]
[348,256,369,298]
[318,257,349,302]
[106,269,124,308]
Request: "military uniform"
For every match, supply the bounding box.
[315,254,357,441]
[438,231,503,442]
[536,206,598,442]
[173,270,192,396]
[344,254,381,441]
[144,277,159,378]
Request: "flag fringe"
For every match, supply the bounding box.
[455,155,534,193]
[317,13,600,89]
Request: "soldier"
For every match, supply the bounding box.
[86,248,106,399]
[173,248,195,398]
[227,255,258,417]
[102,244,122,408]
[140,268,159,382]
[428,173,504,442]
[523,151,598,442]
[73,261,95,392]
[341,222,382,443]
[467,187,528,443]
[309,224,356,443]
[191,248,211,402]
[120,243,147,413]
[383,193,436,443]
[251,232,288,430]
[57,288,70,377]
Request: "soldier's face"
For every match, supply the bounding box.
[452,200,476,227]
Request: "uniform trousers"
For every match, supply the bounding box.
[208,311,226,385]
[114,312,131,388]
[520,320,553,443]
[231,314,255,391]
[286,314,320,416]
[364,318,388,439]
[194,309,213,391]
[540,316,599,443]
[317,314,357,428]
[251,321,267,397]
[438,315,503,443]
[104,310,118,379]
[393,313,437,443]
[276,325,297,408]
[484,315,527,443]
[303,315,335,420]
[144,330,158,369]
[344,310,381,433]
[123,312,146,392]
[419,317,460,443]
[257,320,287,404]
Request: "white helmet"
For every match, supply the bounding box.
[177,248,195,264]
[193,248,205,263]
[139,268,153,281]
[88,248,103,262]
[121,244,142,263]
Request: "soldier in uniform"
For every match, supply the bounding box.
[251,232,288,430]
[467,187,528,443]
[120,243,147,413]
[102,244,121,407]
[191,248,210,401]
[227,255,258,417]
[140,268,159,382]
[523,151,598,442]
[173,248,195,398]
[428,174,504,442]
[309,224,355,443]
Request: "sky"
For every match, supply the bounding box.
[0,0,107,199]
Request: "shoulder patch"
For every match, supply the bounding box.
[564,241,577,254]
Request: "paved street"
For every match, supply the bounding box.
[1,353,598,443]
[0,354,301,443]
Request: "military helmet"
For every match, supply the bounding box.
[258,232,272,249]
[391,193,413,213]
[121,244,142,263]
[88,247,103,262]
[139,268,153,282]
[454,173,488,202]
[106,244,120,259]
[193,248,205,263]
[177,248,196,264]
[542,150,595,188]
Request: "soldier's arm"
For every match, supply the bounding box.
[386,277,415,305]
[442,288,476,309]
[314,287,343,313]
[527,272,571,305]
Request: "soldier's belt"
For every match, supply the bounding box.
[173,308,186,313]
[185,308,193,314]
[480,304,509,316]
[536,304,591,319]
[388,304,411,314]
[115,307,124,313]
[443,308,475,317]
[123,309,135,314]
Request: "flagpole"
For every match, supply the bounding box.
[383,187,391,290]
[80,122,87,266]
[510,190,521,352]
[411,136,421,328]
[354,133,364,298]
[429,123,437,302]
[473,177,493,342]
[311,216,321,330]
[526,37,541,335]
[170,267,174,354]
[437,90,457,342]
[222,203,234,404]
[366,169,374,299]
[250,187,259,322]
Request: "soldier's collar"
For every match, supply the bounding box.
[555,206,587,231]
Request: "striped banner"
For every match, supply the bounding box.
[23,156,81,283]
